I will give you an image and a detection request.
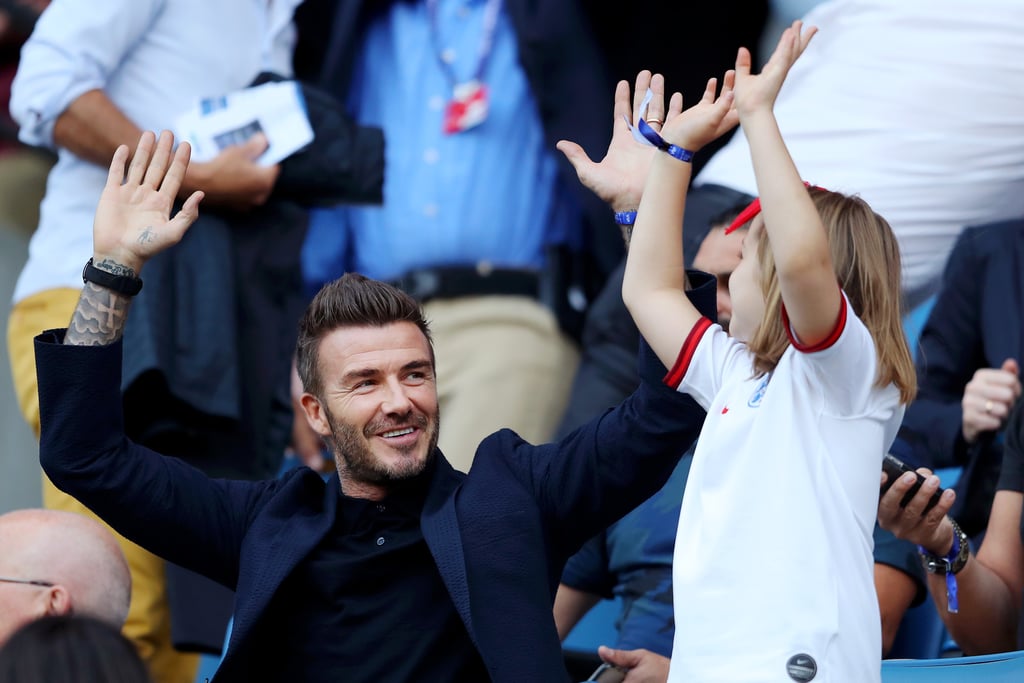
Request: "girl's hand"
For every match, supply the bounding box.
[92,130,204,274]
[733,20,817,117]
[659,71,739,156]
[557,70,682,213]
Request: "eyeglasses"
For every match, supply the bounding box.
[0,576,55,588]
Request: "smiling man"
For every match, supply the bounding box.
[33,131,715,682]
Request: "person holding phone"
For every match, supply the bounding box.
[880,399,1024,655]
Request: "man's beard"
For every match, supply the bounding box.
[323,406,440,485]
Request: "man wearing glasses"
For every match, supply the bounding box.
[0,508,130,644]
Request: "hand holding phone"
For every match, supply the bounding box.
[880,453,943,514]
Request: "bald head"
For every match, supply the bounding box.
[0,510,130,645]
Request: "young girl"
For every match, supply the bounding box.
[618,23,916,681]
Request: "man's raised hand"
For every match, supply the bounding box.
[92,130,204,275]
[556,71,682,214]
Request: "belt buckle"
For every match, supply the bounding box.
[406,269,442,301]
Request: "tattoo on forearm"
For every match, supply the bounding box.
[65,282,132,346]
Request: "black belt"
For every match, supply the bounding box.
[388,266,540,302]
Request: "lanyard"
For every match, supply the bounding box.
[426,0,503,89]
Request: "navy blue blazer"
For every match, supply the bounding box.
[36,274,715,682]
[897,219,1024,536]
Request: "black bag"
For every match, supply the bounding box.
[250,72,384,207]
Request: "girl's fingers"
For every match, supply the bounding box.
[702,78,718,103]
[735,46,752,76]
[722,69,736,92]
[799,25,818,53]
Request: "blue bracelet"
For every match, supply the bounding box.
[614,210,638,225]
[637,119,694,163]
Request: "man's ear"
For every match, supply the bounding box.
[44,584,73,617]
[300,393,332,437]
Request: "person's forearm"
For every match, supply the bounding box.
[740,108,838,343]
[553,585,602,640]
[622,154,691,305]
[65,270,135,347]
[622,154,705,369]
[52,89,144,167]
[741,110,829,278]
[927,555,1019,653]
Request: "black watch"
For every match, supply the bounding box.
[82,258,143,297]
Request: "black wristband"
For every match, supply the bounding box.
[82,258,143,296]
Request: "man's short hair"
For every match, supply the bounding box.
[295,273,433,398]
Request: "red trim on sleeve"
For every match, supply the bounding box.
[664,317,714,389]
[781,289,847,353]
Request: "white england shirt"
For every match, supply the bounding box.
[666,296,903,682]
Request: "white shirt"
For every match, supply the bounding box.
[10,0,301,303]
[667,298,903,682]
[696,0,1024,308]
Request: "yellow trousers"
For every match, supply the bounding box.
[7,287,199,683]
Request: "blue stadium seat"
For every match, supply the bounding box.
[562,596,622,654]
[882,649,1024,682]
[903,295,936,362]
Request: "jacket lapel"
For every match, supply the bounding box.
[224,472,339,660]
[1005,223,1024,358]
[420,455,476,647]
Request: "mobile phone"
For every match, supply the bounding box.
[586,663,626,683]
[880,453,943,514]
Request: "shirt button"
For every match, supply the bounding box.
[428,95,445,111]
[423,148,440,164]
[376,536,386,546]
[440,48,457,64]
[376,504,386,512]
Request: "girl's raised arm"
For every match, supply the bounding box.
[731,21,839,347]
[622,75,737,370]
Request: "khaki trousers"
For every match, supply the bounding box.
[427,295,579,473]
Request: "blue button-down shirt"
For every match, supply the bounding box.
[303,0,576,289]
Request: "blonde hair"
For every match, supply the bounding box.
[746,188,917,404]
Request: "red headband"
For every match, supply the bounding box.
[724,183,828,235]
[724,197,761,235]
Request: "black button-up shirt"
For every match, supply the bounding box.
[263,473,489,681]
